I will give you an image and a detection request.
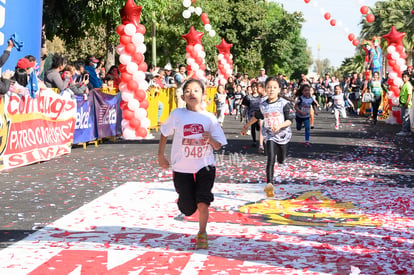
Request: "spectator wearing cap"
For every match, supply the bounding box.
[163,63,177,88]
[257,68,267,83]
[84,56,103,88]
[0,39,15,94]
[10,58,36,95]
[44,54,71,92]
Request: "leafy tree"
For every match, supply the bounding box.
[43,0,310,79]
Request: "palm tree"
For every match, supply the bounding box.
[360,0,414,66]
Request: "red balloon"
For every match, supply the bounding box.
[360,6,369,15]
[387,78,394,86]
[127,80,138,91]
[383,26,406,45]
[138,62,148,72]
[200,13,210,25]
[125,43,136,55]
[386,53,393,60]
[182,26,204,46]
[122,108,134,120]
[304,0,310,3]
[129,118,141,129]
[388,59,396,67]
[135,127,147,138]
[120,35,132,45]
[121,72,133,83]
[366,14,375,23]
[120,100,128,110]
[119,64,127,73]
[348,33,355,41]
[134,89,146,101]
[116,25,125,36]
[324,12,331,20]
[400,52,407,59]
[215,39,233,55]
[396,45,404,53]
[393,64,400,72]
[132,52,144,64]
[330,19,336,26]
[412,10,414,15]
[352,39,359,46]
[136,24,146,34]
[140,99,149,109]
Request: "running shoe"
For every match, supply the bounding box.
[195,232,208,249]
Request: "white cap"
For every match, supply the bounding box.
[164,63,172,71]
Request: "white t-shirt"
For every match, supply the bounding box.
[160,108,228,173]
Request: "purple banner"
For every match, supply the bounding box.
[73,94,96,144]
[93,90,119,138]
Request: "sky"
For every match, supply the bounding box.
[271,0,378,68]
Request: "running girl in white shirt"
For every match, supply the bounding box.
[158,79,227,249]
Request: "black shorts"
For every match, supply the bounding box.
[349,92,360,101]
[173,166,216,216]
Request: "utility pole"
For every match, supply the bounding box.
[152,12,156,66]
[317,43,321,77]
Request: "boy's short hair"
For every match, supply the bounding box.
[402,71,410,78]
[105,74,115,81]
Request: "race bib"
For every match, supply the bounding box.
[182,138,210,159]
[264,111,283,129]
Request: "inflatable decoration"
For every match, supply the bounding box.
[182,26,207,81]
[215,38,233,86]
[117,0,150,139]
[182,0,216,37]
[383,26,407,124]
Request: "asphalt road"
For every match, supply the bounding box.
[1,110,413,249]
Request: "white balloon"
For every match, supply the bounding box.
[204,24,212,32]
[182,10,191,19]
[196,70,205,78]
[209,30,216,37]
[123,127,136,139]
[116,44,124,55]
[120,54,132,65]
[139,80,150,92]
[191,63,199,71]
[189,6,195,13]
[337,20,343,28]
[387,45,396,54]
[198,51,206,59]
[195,7,202,16]
[194,44,203,52]
[389,72,397,79]
[121,119,130,129]
[401,65,407,71]
[187,57,195,66]
[137,44,147,54]
[397,58,405,66]
[391,52,399,60]
[134,108,147,120]
[128,98,140,111]
[132,33,145,45]
[387,92,394,99]
[124,24,137,36]
[133,71,146,82]
[223,63,230,70]
[218,54,224,61]
[126,62,139,74]
[319,8,325,15]
[182,0,191,8]
[344,27,350,34]
[312,1,319,8]
[121,91,134,102]
[392,98,399,106]
[141,117,151,129]
[119,82,127,92]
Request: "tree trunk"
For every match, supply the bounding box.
[105,18,116,71]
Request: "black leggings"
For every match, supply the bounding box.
[265,140,287,183]
[251,121,260,142]
[371,95,381,122]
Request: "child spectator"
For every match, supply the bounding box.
[214,84,227,126]
[396,72,412,136]
[241,77,295,197]
[158,79,227,249]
